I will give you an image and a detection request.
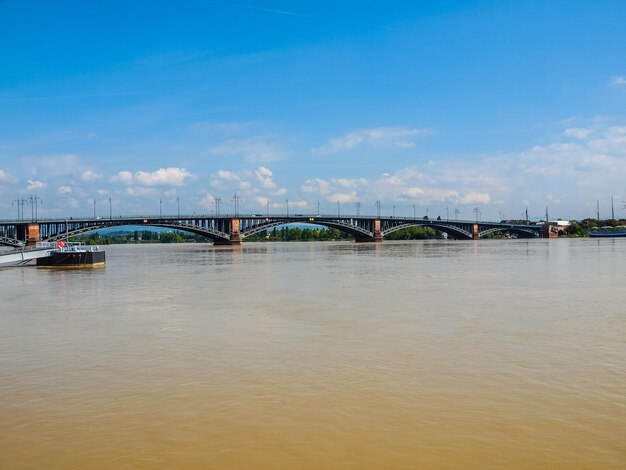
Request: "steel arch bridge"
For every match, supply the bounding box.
[0,214,545,248]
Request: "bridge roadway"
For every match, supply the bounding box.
[0,214,546,247]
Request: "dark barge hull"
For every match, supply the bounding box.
[589,231,626,238]
[36,250,106,268]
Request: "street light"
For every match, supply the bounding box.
[233,193,241,217]
[337,201,340,217]
[285,198,289,216]
[177,196,180,219]
[392,205,395,218]
[454,208,460,220]
[108,196,112,221]
[215,197,222,217]
[159,198,163,217]
[412,203,416,220]
[355,201,362,217]
[376,200,381,218]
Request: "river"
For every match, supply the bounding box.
[1,239,625,469]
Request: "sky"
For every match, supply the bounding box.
[1,0,626,221]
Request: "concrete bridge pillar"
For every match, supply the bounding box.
[472,224,480,240]
[355,219,384,243]
[19,223,41,246]
[214,218,242,245]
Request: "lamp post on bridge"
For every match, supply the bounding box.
[159,198,163,217]
[412,203,416,220]
[392,205,395,218]
[474,207,481,222]
[215,197,222,217]
[92,198,97,219]
[337,201,340,217]
[454,208,460,220]
[375,200,381,218]
[29,195,42,222]
[355,201,362,217]
[177,196,180,219]
[285,198,289,217]
[233,193,241,217]
[12,197,28,221]
[108,196,112,221]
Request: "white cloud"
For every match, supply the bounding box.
[111,171,133,183]
[200,192,215,209]
[135,167,194,186]
[111,168,195,186]
[328,192,357,203]
[313,127,430,154]
[0,169,17,184]
[125,187,157,197]
[27,179,46,189]
[289,200,308,209]
[564,127,592,139]
[58,186,72,194]
[81,170,102,182]
[209,138,288,163]
[255,166,277,189]
[67,197,79,208]
[217,170,239,181]
[457,192,491,205]
[610,75,626,86]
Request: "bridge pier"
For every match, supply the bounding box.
[18,223,41,246]
[355,219,383,243]
[214,218,242,245]
[472,224,480,240]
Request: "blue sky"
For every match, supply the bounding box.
[1,0,626,220]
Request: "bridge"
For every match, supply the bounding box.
[0,214,549,248]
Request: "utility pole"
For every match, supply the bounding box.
[215,197,222,217]
[29,195,42,222]
[93,198,96,218]
[12,197,28,221]
[474,207,480,222]
[355,201,362,217]
[445,206,449,221]
[337,201,340,217]
[159,198,163,217]
[108,196,112,220]
[611,195,615,220]
[232,193,241,217]
[454,208,460,220]
[177,196,180,219]
[317,200,320,216]
[412,203,416,220]
[392,205,395,218]
[597,200,600,220]
[285,198,289,216]
[376,200,381,218]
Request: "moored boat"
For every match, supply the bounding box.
[36,241,106,268]
[589,226,626,238]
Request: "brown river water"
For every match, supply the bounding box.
[1,239,625,469]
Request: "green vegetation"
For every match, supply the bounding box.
[70,230,207,245]
[383,226,439,240]
[246,226,350,241]
[565,219,626,237]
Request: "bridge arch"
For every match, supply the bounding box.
[382,222,474,240]
[479,227,539,239]
[241,219,374,239]
[42,221,231,244]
